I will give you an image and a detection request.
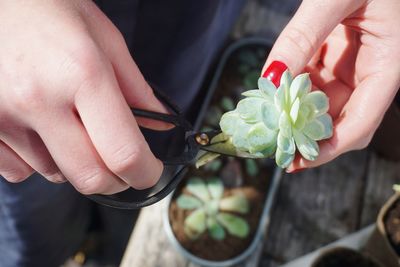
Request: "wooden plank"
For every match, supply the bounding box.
[260,150,369,265]
[120,199,187,267]
[359,152,400,227]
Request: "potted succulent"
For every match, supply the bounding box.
[163,38,282,266]
[364,186,400,267]
[311,247,384,267]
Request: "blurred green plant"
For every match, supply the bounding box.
[177,177,250,240]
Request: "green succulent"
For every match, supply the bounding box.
[219,70,333,168]
[177,177,250,240]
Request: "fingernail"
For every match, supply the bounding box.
[262,61,288,87]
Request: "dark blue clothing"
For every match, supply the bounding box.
[0,1,245,266]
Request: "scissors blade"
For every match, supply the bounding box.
[196,131,260,159]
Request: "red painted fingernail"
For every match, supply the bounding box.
[262,61,288,87]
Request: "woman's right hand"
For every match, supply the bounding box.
[0,0,169,194]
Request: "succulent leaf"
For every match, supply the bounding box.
[246,122,277,153]
[237,98,263,123]
[242,89,265,98]
[261,102,279,130]
[184,208,207,239]
[245,159,259,176]
[219,193,249,214]
[177,195,203,210]
[187,178,210,202]
[217,213,249,238]
[219,111,239,136]
[258,77,276,99]
[303,91,329,116]
[221,97,235,111]
[277,132,295,154]
[207,217,225,240]
[293,129,319,161]
[207,178,224,200]
[275,147,295,168]
[289,73,311,104]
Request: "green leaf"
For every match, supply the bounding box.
[293,129,319,161]
[204,159,222,172]
[221,97,235,111]
[220,111,240,136]
[232,120,252,150]
[205,199,219,216]
[259,143,277,157]
[207,178,224,200]
[195,152,221,169]
[289,73,311,104]
[316,113,333,139]
[275,147,295,168]
[258,77,276,99]
[184,208,207,239]
[279,70,293,105]
[303,91,329,116]
[242,89,265,98]
[303,114,332,141]
[279,112,292,137]
[290,97,300,124]
[237,97,264,123]
[207,217,225,240]
[177,195,203,210]
[187,178,210,202]
[277,131,295,154]
[274,85,286,112]
[246,122,277,153]
[245,159,259,176]
[217,213,249,238]
[219,193,249,214]
[261,102,280,130]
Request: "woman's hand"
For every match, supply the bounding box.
[0,0,169,194]
[262,0,400,172]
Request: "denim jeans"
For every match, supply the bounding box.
[0,1,245,266]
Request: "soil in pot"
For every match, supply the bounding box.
[169,44,274,261]
[311,247,383,267]
[385,198,400,256]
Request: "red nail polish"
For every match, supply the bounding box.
[262,61,288,87]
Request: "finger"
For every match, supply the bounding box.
[0,128,65,183]
[288,73,398,171]
[36,112,129,195]
[0,140,33,183]
[307,66,353,119]
[83,4,172,130]
[263,0,365,75]
[74,66,163,190]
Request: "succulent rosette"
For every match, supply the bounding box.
[219,70,333,168]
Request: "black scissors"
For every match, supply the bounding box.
[87,89,254,209]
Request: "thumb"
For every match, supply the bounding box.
[263,0,365,75]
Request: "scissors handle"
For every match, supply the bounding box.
[86,88,202,209]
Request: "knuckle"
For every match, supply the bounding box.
[107,144,142,175]
[282,26,317,59]
[10,83,45,113]
[65,41,105,83]
[73,167,108,195]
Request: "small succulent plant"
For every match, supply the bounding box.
[219,70,333,168]
[177,177,250,240]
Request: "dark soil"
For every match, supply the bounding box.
[311,247,383,267]
[168,44,275,262]
[384,199,400,255]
